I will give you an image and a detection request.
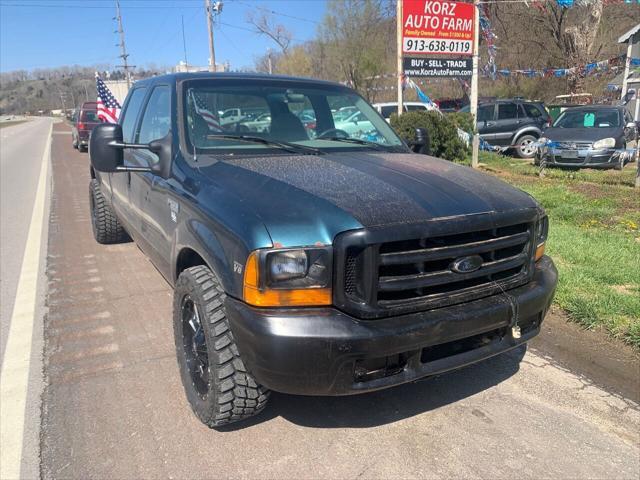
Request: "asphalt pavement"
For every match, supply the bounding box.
[2,120,639,479]
[0,117,52,480]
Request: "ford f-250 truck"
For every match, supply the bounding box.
[88,73,557,427]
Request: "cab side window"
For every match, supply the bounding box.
[137,86,171,145]
[478,104,494,122]
[497,103,518,120]
[120,88,147,143]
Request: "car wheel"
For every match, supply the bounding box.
[515,135,537,159]
[72,136,78,149]
[89,179,130,244]
[173,265,270,427]
[615,143,627,170]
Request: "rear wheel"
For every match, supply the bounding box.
[173,265,270,427]
[89,179,129,244]
[515,134,537,159]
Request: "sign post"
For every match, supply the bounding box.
[397,0,404,117]
[470,0,480,168]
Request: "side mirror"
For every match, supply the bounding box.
[90,123,124,172]
[408,127,431,155]
[89,123,172,179]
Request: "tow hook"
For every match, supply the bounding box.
[512,325,522,339]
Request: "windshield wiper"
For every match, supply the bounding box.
[320,137,388,150]
[206,134,323,155]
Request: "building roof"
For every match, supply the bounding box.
[618,23,640,44]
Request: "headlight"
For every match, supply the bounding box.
[537,137,548,145]
[243,247,332,306]
[535,215,548,262]
[592,138,615,149]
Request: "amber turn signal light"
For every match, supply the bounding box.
[535,243,545,262]
[243,251,332,307]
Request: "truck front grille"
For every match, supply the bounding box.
[376,223,530,305]
[335,217,536,319]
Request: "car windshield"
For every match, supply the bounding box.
[183,79,405,154]
[553,109,620,128]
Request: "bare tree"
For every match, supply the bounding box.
[246,12,292,55]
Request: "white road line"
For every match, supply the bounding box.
[0,121,51,480]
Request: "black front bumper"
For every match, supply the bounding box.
[226,256,557,395]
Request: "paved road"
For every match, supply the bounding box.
[0,117,51,360]
[0,117,52,480]
[36,122,639,479]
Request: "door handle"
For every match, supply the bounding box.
[486,122,495,127]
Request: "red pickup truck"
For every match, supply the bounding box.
[72,102,100,152]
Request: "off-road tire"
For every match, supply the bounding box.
[515,134,537,159]
[89,179,129,244]
[173,266,270,427]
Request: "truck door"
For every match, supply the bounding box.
[491,102,520,146]
[476,103,496,142]
[109,86,148,236]
[128,85,173,276]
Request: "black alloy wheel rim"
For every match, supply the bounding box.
[181,295,210,397]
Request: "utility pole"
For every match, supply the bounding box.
[267,49,273,74]
[115,0,133,88]
[182,15,189,67]
[470,0,480,169]
[396,0,403,117]
[205,0,216,72]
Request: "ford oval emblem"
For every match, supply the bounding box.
[450,255,484,274]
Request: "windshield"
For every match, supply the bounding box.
[183,79,405,154]
[553,109,620,128]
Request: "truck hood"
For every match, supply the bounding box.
[198,152,538,246]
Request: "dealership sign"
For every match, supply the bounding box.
[402,0,474,56]
[403,57,472,77]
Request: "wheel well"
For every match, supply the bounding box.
[175,248,208,280]
[514,131,539,144]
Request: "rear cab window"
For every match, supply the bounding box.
[80,110,100,123]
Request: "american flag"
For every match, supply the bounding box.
[190,90,222,131]
[96,74,121,124]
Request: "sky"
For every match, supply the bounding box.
[0,0,328,73]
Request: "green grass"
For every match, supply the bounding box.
[461,152,640,348]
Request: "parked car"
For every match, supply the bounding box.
[333,111,376,138]
[535,105,638,170]
[372,101,432,122]
[87,72,557,427]
[71,101,100,152]
[460,99,551,158]
[434,98,467,112]
[240,112,271,133]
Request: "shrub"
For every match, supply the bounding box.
[447,111,474,135]
[390,110,469,161]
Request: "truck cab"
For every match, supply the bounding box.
[88,73,557,428]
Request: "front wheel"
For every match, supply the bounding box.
[515,134,537,159]
[173,266,270,427]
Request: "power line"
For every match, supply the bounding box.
[234,0,320,24]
